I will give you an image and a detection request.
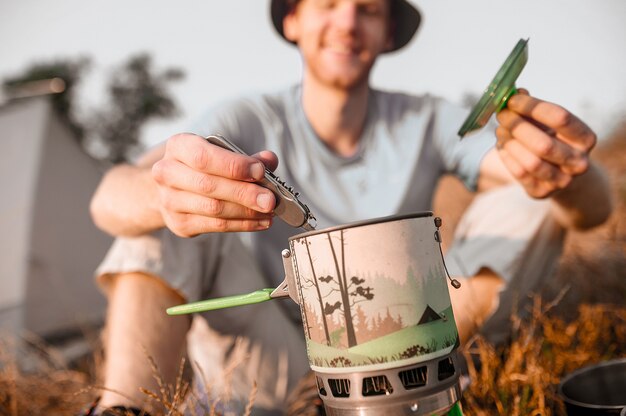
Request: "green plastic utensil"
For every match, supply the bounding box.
[166,288,275,315]
[458,38,529,138]
[447,402,464,416]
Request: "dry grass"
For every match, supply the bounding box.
[0,335,260,416]
[461,298,626,415]
[0,332,95,415]
[2,301,624,415]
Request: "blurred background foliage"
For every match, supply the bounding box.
[2,53,184,163]
[3,57,91,141]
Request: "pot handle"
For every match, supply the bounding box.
[166,249,300,315]
[166,288,276,315]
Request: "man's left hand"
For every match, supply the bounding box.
[495,89,597,198]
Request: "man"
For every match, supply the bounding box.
[88,0,612,414]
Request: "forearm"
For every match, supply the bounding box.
[549,161,613,230]
[90,164,165,236]
[477,149,612,230]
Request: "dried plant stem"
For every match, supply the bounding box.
[243,381,257,416]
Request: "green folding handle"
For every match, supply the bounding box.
[447,402,463,416]
[166,288,275,315]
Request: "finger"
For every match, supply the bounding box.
[494,123,514,151]
[495,126,572,187]
[496,110,589,175]
[159,187,275,220]
[163,211,273,237]
[496,123,572,198]
[498,148,549,197]
[166,134,266,181]
[505,94,596,151]
[252,150,279,172]
[497,147,564,198]
[152,159,276,213]
[493,140,525,180]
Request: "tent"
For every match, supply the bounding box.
[0,96,112,339]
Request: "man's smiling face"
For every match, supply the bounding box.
[283,0,394,90]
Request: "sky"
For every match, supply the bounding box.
[1,0,625,149]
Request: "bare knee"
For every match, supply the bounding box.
[449,268,504,344]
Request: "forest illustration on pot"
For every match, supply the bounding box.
[290,219,460,370]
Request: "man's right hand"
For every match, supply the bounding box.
[151,133,278,237]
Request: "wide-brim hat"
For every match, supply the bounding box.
[270,0,421,53]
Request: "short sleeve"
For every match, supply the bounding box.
[433,99,497,191]
[187,96,271,155]
[188,100,243,139]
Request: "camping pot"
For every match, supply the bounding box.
[168,212,463,415]
[558,358,626,415]
[283,213,462,415]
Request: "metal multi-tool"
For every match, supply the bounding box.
[205,134,317,231]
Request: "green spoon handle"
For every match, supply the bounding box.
[497,86,518,112]
[447,402,463,416]
[166,288,275,315]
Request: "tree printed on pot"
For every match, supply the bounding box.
[291,215,460,370]
[320,229,377,348]
[296,237,332,345]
